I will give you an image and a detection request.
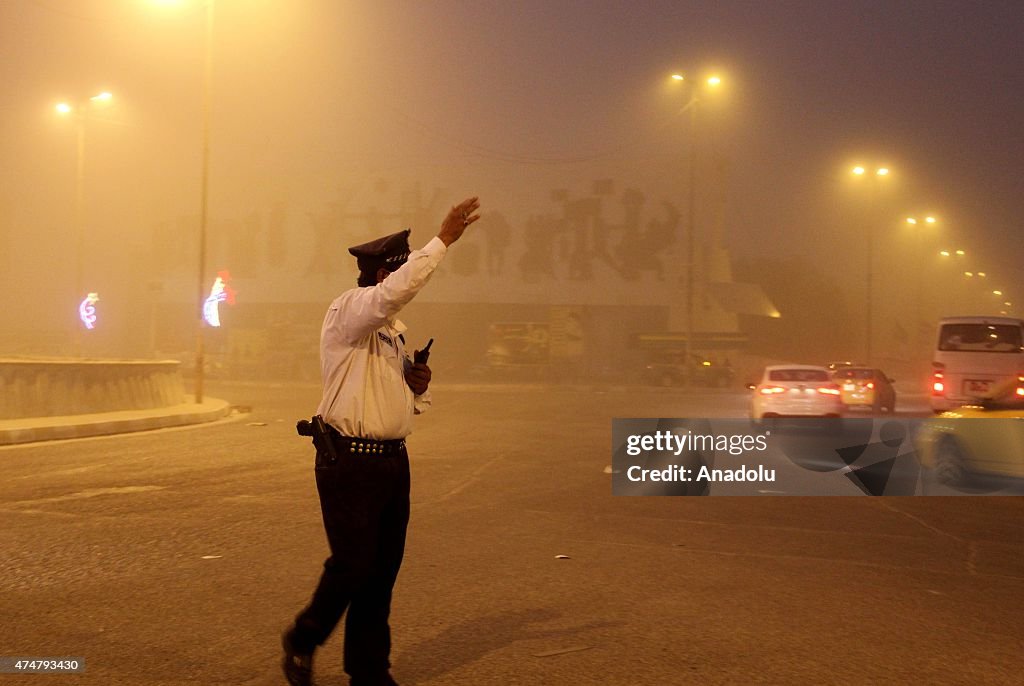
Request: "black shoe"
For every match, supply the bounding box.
[281,631,313,686]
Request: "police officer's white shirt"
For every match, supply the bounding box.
[317,237,447,440]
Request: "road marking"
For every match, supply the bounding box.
[11,464,110,480]
[417,454,507,505]
[7,485,166,507]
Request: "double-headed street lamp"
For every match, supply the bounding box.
[964,274,1000,314]
[850,164,891,364]
[937,248,975,313]
[55,91,114,353]
[671,72,722,385]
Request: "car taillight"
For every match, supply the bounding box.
[759,386,786,395]
[816,385,841,395]
[932,371,945,396]
[1017,375,1024,398]
[866,381,875,390]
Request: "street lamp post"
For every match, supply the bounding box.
[671,73,721,386]
[685,90,697,388]
[851,165,890,364]
[194,0,214,404]
[152,0,215,401]
[56,91,113,356]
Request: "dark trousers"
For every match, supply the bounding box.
[290,443,411,679]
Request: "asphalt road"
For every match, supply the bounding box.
[1,382,1022,685]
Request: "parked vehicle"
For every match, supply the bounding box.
[642,353,735,388]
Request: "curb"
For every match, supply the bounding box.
[0,398,232,446]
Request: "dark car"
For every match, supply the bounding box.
[832,367,897,413]
[642,353,735,388]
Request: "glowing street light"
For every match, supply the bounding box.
[852,165,889,177]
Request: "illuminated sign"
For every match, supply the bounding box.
[78,292,99,330]
[202,271,236,327]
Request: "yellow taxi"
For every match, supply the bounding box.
[915,376,1024,486]
[832,366,897,413]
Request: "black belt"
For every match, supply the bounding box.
[327,425,406,455]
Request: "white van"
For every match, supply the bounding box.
[930,316,1024,412]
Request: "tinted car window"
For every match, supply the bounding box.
[769,369,830,382]
[835,369,875,380]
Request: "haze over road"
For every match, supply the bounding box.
[2,382,1021,685]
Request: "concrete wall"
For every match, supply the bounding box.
[0,360,185,419]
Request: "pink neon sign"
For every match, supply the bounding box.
[202,270,236,327]
[78,292,99,330]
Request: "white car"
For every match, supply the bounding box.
[750,365,844,420]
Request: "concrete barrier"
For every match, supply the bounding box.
[0,359,186,419]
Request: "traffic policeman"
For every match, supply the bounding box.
[282,197,481,686]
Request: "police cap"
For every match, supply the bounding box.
[348,229,411,273]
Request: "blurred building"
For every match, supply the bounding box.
[86,178,776,385]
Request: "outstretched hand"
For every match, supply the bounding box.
[438,197,481,247]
